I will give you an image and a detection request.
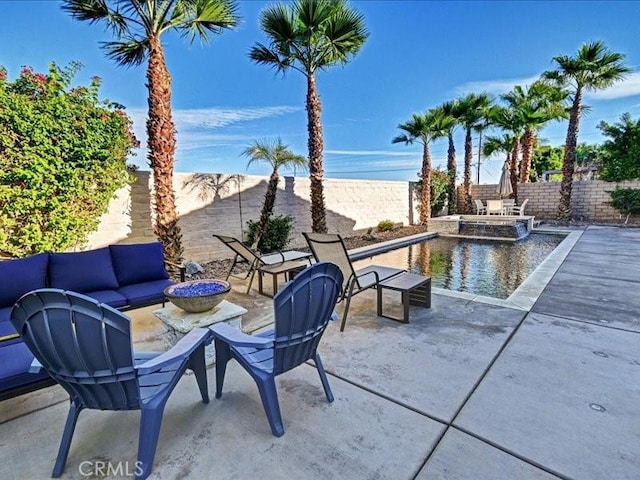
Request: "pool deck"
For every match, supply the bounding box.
[1,225,639,479]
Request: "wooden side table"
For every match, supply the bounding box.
[153,300,248,365]
[377,273,431,323]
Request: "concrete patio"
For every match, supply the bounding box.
[1,225,639,479]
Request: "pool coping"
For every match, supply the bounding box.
[346,227,584,312]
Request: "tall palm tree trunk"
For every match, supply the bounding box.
[557,89,582,220]
[447,133,457,214]
[463,128,473,213]
[509,137,520,199]
[147,36,182,264]
[420,142,432,223]
[520,127,535,184]
[253,171,280,246]
[306,74,327,233]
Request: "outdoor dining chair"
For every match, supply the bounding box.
[473,199,487,215]
[212,234,311,294]
[303,232,404,331]
[510,198,529,216]
[10,289,210,480]
[486,199,504,215]
[209,262,343,437]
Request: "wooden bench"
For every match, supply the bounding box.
[377,273,431,323]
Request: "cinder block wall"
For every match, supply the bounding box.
[464,180,640,223]
[87,171,415,263]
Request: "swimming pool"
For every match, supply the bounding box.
[353,234,564,299]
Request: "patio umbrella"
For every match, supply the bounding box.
[496,160,513,198]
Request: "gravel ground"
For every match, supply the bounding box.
[188,225,429,280]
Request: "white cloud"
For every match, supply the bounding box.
[453,75,540,96]
[453,72,640,101]
[325,149,418,157]
[587,72,640,100]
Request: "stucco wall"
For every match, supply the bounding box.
[87,171,417,263]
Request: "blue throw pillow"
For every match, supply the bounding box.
[0,253,49,308]
[110,242,169,286]
[49,248,119,293]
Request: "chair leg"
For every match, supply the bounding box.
[256,376,284,437]
[52,400,83,478]
[246,267,257,294]
[189,344,209,403]
[136,402,167,480]
[339,281,357,332]
[214,339,231,399]
[314,353,334,402]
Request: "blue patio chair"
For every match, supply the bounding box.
[10,289,210,480]
[210,262,343,437]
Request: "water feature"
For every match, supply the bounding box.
[458,220,530,240]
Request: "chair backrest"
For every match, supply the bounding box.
[519,198,529,215]
[10,289,140,410]
[213,234,261,264]
[474,199,485,210]
[303,233,357,291]
[502,199,515,206]
[487,199,503,213]
[271,262,343,376]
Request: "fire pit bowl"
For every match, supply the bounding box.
[164,279,231,313]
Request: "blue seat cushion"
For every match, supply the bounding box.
[0,308,21,347]
[117,279,174,307]
[110,242,169,287]
[0,253,48,309]
[82,290,128,309]
[0,342,52,392]
[50,248,119,293]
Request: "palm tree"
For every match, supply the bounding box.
[458,93,493,212]
[490,104,524,197]
[243,138,306,245]
[249,0,368,233]
[63,0,240,264]
[437,100,464,214]
[503,82,568,185]
[543,40,631,220]
[483,133,516,168]
[392,109,451,223]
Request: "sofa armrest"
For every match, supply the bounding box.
[165,260,186,282]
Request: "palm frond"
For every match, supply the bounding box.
[102,37,149,66]
[249,44,291,74]
[171,0,240,43]
[62,0,131,35]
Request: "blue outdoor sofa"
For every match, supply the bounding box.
[0,242,185,401]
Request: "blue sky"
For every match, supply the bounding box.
[1,0,640,183]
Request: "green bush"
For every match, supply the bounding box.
[377,220,395,232]
[0,63,138,257]
[607,188,640,224]
[414,168,449,216]
[246,215,294,253]
[599,113,640,181]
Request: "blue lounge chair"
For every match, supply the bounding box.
[10,289,210,480]
[210,262,343,437]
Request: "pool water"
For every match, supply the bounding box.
[353,234,564,299]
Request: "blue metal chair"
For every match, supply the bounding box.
[210,262,343,437]
[10,289,210,480]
